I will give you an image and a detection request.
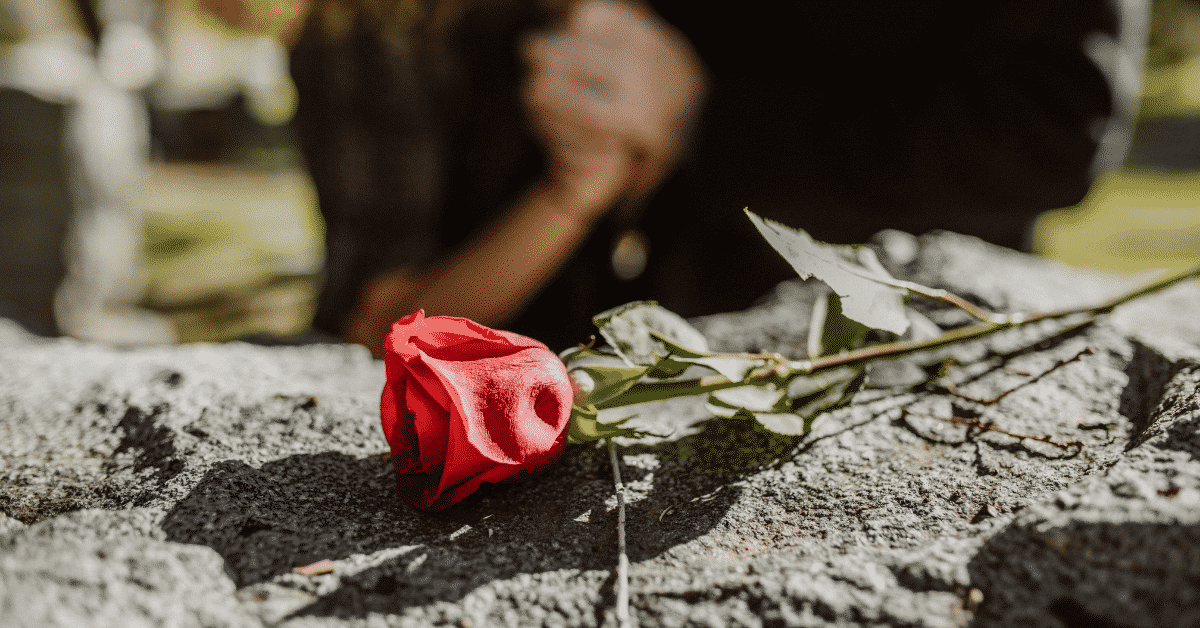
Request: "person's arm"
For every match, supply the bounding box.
[346,160,632,356]
[347,0,704,356]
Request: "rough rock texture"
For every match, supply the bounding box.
[2,230,1199,628]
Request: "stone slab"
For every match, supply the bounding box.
[2,230,1199,628]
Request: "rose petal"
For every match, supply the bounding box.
[475,358,568,458]
[532,383,570,433]
[385,310,429,360]
[437,425,498,498]
[382,311,574,510]
[393,313,520,362]
[404,356,454,412]
[415,335,524,362]
[428,433,566,510]
[407,376,449,475]
[379,373,420,474]
[420,348,570,502]
[424,350,566,465]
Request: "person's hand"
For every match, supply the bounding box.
[346,267,426,358]
[522,0,706,218]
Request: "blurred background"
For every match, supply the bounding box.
[0,0,319,343]
[1,0,1198,345]
[1034,0,1200,273]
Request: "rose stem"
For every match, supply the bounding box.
[867,274,1007,325]
[608,440,631,628]
[595,264,1200,410]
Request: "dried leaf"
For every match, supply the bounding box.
[293,560,336,576]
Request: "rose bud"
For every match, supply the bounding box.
[380,310,573,510]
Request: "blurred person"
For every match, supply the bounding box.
[0,1,78,334]
[203,0,1148,354]
[284,0,701,355]
[0,0,176,343]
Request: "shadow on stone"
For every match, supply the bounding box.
[966,520,1200,628]
[112,404,184,481]
[1160,415,1200,462]
[617,416,795,562]
[263,419,780,619]
[1140,364,1200,462]
[1119,341,1188,446]
[1047,598,1135,628]
[162,452,419,587]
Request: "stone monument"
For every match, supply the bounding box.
[2,231,1198,628]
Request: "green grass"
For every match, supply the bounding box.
[1034,168,1200,273]
[138,163,323,342]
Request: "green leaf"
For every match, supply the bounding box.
[684,355,764,382]
[593,301,709,367]
[645,356,693,379]
[787,366,865,399]
[752,413,809,436]
[791,368,867,419]
[644,329,708,359]
[704,394,748,419]
[807,290,872,359]
[745,209,910,335]
[589,306,747,382]
[707,384,786,415]
[705,387,810,436]
[568,363,651,406]
[566,405,652,443]
[560,347,621,364]
[645,329,763,382]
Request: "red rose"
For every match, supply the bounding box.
[380,310,573,510]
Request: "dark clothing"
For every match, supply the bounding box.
[634,1,1132,340]
[291,1,1139,351]
[290,6,548,336]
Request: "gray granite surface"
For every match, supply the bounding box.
[2,230,1199,628]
